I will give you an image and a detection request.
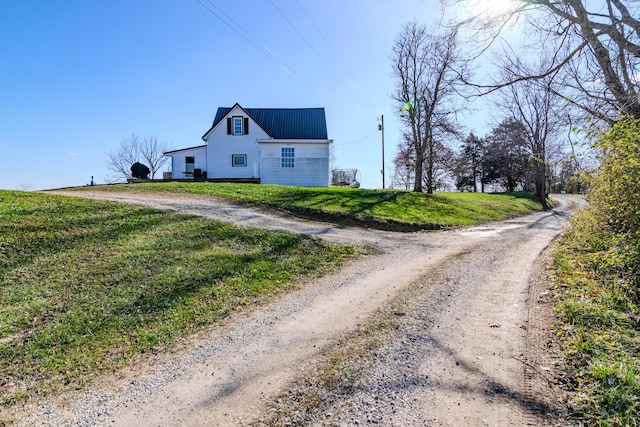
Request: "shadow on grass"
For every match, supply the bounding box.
[265,189,444,232]
[0,211,345,401]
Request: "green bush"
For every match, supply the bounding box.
[589,118,640,236]
[554,117,640,425]
[586,117,640,303]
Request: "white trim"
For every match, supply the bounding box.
[233,116,243,135]
[232,154,247,167]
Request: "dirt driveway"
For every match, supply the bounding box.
[17,191,581,426]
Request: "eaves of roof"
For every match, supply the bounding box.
[163,144,206,155]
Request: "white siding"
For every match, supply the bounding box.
[168,147,206,178]
[204,105,268,179]
[259,142,331,187]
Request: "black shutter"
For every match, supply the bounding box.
[227,117,232,134]
[243,117,249,135]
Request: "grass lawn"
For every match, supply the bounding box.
[0,190,359,406]
[1,184,545,410]
[72,182,546,230]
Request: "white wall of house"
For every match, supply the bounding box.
[168,146,206,178]
[203,105,267,179]
[258,140,332,187]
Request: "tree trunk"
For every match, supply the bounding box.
[413,153,424,192]
[534,156,547,207]
[426,140,434,194]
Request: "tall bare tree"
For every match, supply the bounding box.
[494,63,566,205]
[391,21,469,192]
[106,134,170,181]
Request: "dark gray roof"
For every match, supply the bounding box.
[164,144,206,155]
[204,105,328,140]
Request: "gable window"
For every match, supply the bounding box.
[232,154,247,167]
[281,147,294,168]
[227,116,249,135]
[233,117,243,134]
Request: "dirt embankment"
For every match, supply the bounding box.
[12,191,580,426]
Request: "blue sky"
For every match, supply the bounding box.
[0,0,494,190]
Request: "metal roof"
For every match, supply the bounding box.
[163,144,206,155]
[207,105,328,140]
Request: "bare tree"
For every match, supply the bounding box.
[445,0,640,122]
[493,62,566,205]
[391,21,470,193]
[391,135,456,191]
[426,140,457,191]
[390,141,415,190]
[17,183,34,191]
[106,134,170,181]
[138,136,170,179]
[106,134,139,182]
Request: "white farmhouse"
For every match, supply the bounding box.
[164,103,333,187]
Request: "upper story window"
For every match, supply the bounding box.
[233,117,243,135]
[281,147,294,168]
[227,116,249,135]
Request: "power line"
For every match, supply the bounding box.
[266,0,365,110]
[294,0,352,75]
[335,130,378,145]
[195,0,296,77]
[266,0,335,74]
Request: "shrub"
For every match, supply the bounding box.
[588,118,640,232]
[130,162,150,179]
[554,117,640,424]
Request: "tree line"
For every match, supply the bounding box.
[392,118,585,195]
[390,0,640,204]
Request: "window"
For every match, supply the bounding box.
[227,116,249,135]
[233,117,243,135]
[281,147,294,168]
[185,156,195,173]
[232,154,247,167]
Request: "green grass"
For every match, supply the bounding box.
[1,184,545,410]
[552,224,640,426]
[0,190,359,406]
[550,119,640,425]
[70,182,546,230]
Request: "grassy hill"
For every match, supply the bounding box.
[0,190,359,408]
[0,185,546,412]
[71,182,546,230]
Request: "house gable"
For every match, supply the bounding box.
[202,103,268,141]
[202,103,328,141]
[202,104,266,180]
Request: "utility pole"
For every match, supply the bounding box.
[378,115,385,189]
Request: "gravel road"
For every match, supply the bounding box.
[12,191,581,426]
